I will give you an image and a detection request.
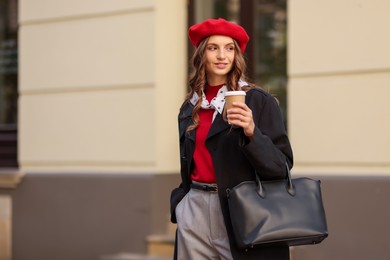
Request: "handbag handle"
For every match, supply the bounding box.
[256,162,296,198]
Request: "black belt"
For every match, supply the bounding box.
[191,182,218,192]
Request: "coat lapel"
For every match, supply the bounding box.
[207,113,231,140]
[181,103,229,143]
[187,128,196,142]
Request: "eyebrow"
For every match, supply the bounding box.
[207,42,235,46]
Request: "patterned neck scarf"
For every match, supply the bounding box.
[189,80,248,122]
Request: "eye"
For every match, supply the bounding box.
[226,45,235,52]
[207,45,217,51]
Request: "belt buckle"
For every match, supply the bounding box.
[204,185,217,192]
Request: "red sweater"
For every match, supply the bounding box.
[191,84,223,183]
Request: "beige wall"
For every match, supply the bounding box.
[18,0,187,173]
[288,0,390,174]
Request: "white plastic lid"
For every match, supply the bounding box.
[224,91,246,96]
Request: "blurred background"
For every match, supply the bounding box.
[0,0,389,259]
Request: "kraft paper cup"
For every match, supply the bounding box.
[223,91,246,121]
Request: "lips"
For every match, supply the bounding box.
[215,63,228,69]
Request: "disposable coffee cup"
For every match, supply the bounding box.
[223,91,246,121]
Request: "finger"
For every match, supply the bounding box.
[227,107,248,116]
[227,113,251,124]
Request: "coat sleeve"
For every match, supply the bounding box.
[240,89,293,180]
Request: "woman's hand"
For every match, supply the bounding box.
[226,102,255,140]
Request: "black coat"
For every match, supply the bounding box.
[170,87,294,260]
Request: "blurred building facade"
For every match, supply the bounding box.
[1,0,390,260]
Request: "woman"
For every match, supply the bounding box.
[170,18,293,260]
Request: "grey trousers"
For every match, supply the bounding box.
[175,187,234,260]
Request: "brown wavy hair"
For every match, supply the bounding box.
[185,37,253,132]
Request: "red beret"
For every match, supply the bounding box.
[188,18,250,53]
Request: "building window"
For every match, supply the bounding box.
[253,0,287,121]
[0,0,18,168]
[188,0,288,123]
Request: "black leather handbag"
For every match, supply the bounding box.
[226,163,328,249]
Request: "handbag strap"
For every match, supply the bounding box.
[256,162,295,198]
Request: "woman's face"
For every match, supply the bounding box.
[205,35,235,85]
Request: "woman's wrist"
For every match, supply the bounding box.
[244,121,255,141]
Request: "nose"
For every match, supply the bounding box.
[217,49,226,59]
